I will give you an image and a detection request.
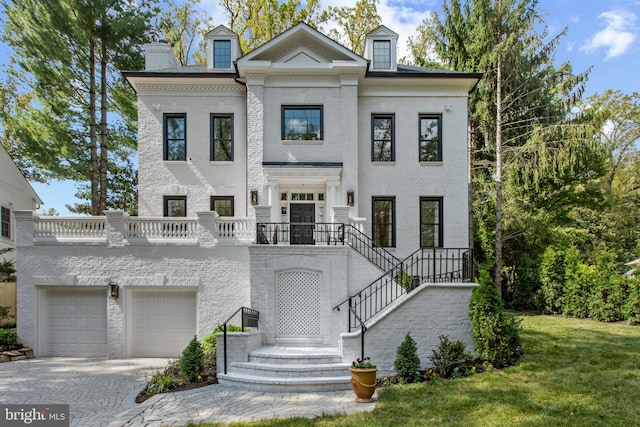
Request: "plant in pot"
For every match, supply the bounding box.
[350,357,378,403]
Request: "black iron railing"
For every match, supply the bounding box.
[221,306,259,375]
[256,222,344,245]
[256,222,400,273]
[334,248,473,331]
[343,225,401,273]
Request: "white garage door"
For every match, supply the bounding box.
[131,290,197,357]
[46,289,108,356]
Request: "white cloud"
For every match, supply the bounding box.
[580,10,637,60]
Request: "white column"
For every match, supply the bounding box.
[326,180,339,222]
[267,180,277,222]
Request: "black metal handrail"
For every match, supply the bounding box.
[342,225,401,272]
[340,304,367,362]
[221,306,259,375]
[255,222,401,273]
[256,222,344,245]
[334,248,473,331]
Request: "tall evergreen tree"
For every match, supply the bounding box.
[2,0,158,215]
[412,0,602,296]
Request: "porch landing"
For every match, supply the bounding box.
[217,346,352,392]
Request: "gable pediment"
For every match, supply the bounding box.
[285,51,322,64]
[237,23,367,74]
[366,25,399,38]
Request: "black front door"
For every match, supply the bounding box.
[290,203,315,245]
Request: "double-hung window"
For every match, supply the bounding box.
[372,40,391,69]
[211,196,234,217]
[164,196,187,217]
[420,197,443,247]
[372,115,394,161]
[282,106,323,140]
[211,114,233,161]
[163,113,186,161]
[372,197,395,248]
[213,40,231,69]
[419,115,442,161]
[1,206,10,239]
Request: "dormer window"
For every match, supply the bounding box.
[364,26,399,71]
[205,25,241,71]
[213,40,231,69]
[373,40,391,70]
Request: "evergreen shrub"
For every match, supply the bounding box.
[469,279,522,368]
[538,247,566,314]
[179,336,204,382]
[0,328,19,351]
[623,278,640,325]
[393,333,421,382]
[429,335,474,377]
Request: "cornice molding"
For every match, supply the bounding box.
[360,85,470,95]
[136,84,244,92]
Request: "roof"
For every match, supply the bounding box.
[367,64,483,79]
[0,144,43,207]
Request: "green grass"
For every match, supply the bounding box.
[189,315,640,427]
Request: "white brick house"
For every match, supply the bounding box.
[16,23,480,384]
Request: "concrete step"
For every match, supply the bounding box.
[231,361,351,378]
[248,346,343,365]
[220,345,353,392]
[217,372,352,392]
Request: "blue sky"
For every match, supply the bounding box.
[3,0,639,215]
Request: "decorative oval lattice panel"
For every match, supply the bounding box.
[277,270,321,337]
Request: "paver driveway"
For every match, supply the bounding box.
[1,357,376,427]
[0,357,171,427]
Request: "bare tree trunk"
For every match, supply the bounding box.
[99,47,108,213]
[89,37,99,216]
[495,53,503,297]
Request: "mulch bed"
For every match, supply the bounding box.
[135,362,218,404]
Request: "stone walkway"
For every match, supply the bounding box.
[0,358,376,427]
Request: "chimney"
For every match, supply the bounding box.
[144,41,179,71]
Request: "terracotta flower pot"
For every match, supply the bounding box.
[349,367,378,403]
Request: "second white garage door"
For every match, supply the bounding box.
[130,290,197,357]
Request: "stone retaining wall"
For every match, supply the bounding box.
[0,347,34,362]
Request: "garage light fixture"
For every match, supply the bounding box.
[109,282,119,299]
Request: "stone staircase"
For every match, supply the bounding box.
[217,346,352,392]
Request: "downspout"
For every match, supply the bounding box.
[233,61,248,217]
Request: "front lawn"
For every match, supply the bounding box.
[187,314,640,427]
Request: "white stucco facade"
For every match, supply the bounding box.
[16,23,480,373]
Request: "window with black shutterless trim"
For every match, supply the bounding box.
[1,206,10,239]
[211,114,233,161]
[282,106,323,140]
[372,114,394,161]
[372,197,395,247]
[420,197,443,247]
[213,40,231,69]
[419,115,442,162]
[164,196,187,217]
[210,196,234,217]
[372,40,391,69]
[163,113,186,161]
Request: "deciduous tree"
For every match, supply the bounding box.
[219,0,326,51]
